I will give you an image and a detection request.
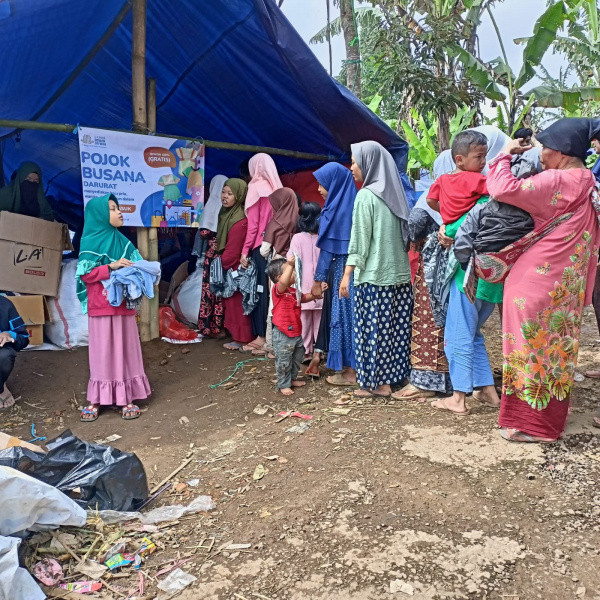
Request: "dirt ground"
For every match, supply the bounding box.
[2,307,600,599]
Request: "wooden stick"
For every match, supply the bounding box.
[0,119,333,161]
[150,456,194,494]
[131,0,147,132]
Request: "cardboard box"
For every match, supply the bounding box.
[6,295,50,346]
[0,431,46,453]
[0,211,71,296]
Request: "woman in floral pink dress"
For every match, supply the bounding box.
[487,118,600,443]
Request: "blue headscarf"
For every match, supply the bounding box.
[313,163,357,255]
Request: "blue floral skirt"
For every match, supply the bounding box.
[354,282,413,389]
[327,254,355,371]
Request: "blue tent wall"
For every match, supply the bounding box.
[0,0,409,230]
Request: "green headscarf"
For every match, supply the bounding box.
[216,178,247,252]
[0,161,54,221]
[75,193,142,313]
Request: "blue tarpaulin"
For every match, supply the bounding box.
[0,0,409,230]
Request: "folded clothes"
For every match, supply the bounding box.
[102,260,161,310]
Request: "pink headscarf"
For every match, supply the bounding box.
[245,153,282,214]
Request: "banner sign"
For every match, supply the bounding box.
[78,127,205,228]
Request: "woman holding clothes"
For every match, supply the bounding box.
[217,178,254,351]
[197,175,227,337]
[76,194,151,422]
[340,141,413,398]
[310,163,358,384]
[240,153,283,353]
[487,118,600,442]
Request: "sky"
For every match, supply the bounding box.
[280,0,561,86]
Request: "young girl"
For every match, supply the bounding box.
[76,194,151,421]
[288,202,322,368]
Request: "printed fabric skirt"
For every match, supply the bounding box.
[88,314,151,406]
[327,253,355,372]
[354,282,413,389]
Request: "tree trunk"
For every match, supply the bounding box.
[437,111,450,151]
[339,0,361,98]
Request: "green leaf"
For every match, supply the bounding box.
[521,319,541,341]
[447,44,505,101]
[523,380,552,410]
[527,85,600,109]
[510,95,536,136]
[367,93,383,114]
[515,1,579,88]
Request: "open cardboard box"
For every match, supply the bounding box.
[5,295,50,346]
[0,211,72,296]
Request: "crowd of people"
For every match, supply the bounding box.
[2,117,600,446]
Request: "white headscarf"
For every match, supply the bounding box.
[351,140,411,247]
[199,174,227,232]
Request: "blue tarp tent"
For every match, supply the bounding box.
[0,0,409,230]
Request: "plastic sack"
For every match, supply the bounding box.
[0,536,45,600]
[0,430,148,511]
[45,259,89,348]
[0,466,86,536]
[170,266,203,326]
[93,495,216,525]
[159,306,198,342]
[157,568,197,593]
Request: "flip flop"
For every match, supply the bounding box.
[584,370,600,379]
[326,373,358,387]
[499,428,555,443]
[122,404,141,420]
[80,405,99,422]
[305,367,320,379]
[353,389,391,398]
[391,384,435,400]
[223,342,243,350]
[241,340,264,353]
[431,398,470,416]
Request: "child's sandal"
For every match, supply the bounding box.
[122,404,141,420]
[80,405,99,422]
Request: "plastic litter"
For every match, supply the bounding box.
[278,411,313,420]
[92,494,216,525]
[105,553,135,570]
[0,466,86,536]
[157,567,197,593]
[32,557,63,585]
[159,306,199,342]
[0,430,148,511]
[59,581,103,593]
[0,536,45,600]
[286,422,311,434]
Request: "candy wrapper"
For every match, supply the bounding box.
[59,581,103,593]
[105,553,135,570]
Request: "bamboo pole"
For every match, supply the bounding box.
[147,77,159,340]
[132,0,151,342]
[0,119,333,161]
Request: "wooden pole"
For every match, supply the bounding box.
[0,119,333,162]
[132,0,151,342]
[147,77,160,340]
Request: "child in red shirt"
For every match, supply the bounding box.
[267,256,327,396]
[427,130,488,225]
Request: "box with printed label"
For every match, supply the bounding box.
[0,211,71,296]
[6,295,50,346]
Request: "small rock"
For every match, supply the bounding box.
[389,579,414,595]
[576,586,586,596]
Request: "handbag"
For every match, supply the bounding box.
[475,212,574,284]
[151,210,163,228]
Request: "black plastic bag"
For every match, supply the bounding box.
[0,430,148,511]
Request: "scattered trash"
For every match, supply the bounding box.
[74,559,107,580]
[59,581,102,593]
[105,552,135,570]
[28,424,46,444]
[328,407,352,415]
[0,432,45,454]
[253,404,270,415]
[94,434,122,445]
[32,558,63,586]
[253,464,267,480]
[224,543,252,550]
[286,422,311,434]
[0,430,148,511]
[187,478,200,487]
[174,482,187,493]
[179,416,190,425]
[390,579,414,595]
[278,411,313,420]
[0,466,86,536]
[157,567,197,593]
[265,455,279,461]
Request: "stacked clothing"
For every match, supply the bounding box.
[102,260,161,310]
[210,258,258,315]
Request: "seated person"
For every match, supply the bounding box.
[0,296,29,409]
[0,161,54,221]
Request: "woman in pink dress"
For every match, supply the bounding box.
[486,118,600,442]
[240,153,283,353]
[76,194,151,422]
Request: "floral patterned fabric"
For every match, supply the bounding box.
[198,230,224,336]
[487,153,600,440]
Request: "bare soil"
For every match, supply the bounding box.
[2,308,600,599]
